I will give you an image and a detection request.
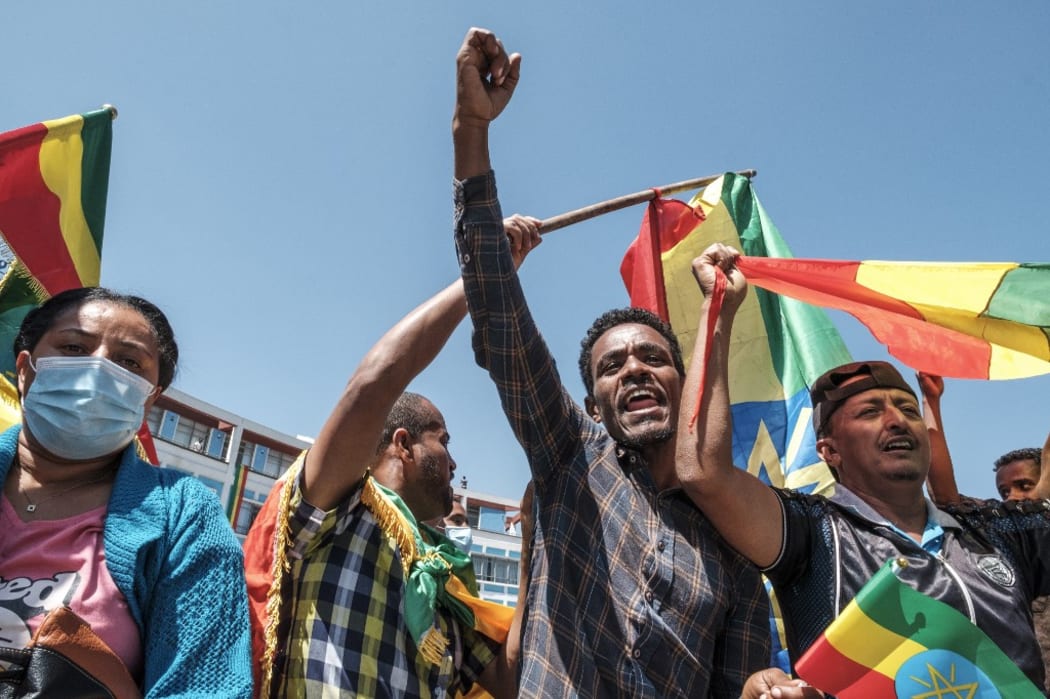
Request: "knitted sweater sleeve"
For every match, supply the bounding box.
[140,475,252,698]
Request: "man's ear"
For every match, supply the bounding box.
[392,427,415,463]
[816,436,839,469]
[584,396,601,423]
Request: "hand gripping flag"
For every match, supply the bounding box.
[0,108,114,429]
[622,172,851,495]
[796,559,1043,698]
[737,257,1050,380]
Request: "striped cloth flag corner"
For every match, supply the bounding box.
[737,257,1050,380]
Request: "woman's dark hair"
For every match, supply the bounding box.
[14,287,179,389]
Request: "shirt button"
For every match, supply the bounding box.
[657,540,666,552]
[644,591,653,602]
[461,253,471,264]
[629,455,637,464]
[632,649,641,659]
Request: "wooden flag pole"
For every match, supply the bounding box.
[538,169,756,234]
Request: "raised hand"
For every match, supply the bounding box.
[916,372,944,404]
[455,27,521,131]
[691,242,748,313]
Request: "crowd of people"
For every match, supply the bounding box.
[0,25,1047,699]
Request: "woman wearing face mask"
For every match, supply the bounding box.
[0,288,251,698]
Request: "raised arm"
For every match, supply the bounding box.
[303,216,537,511]
[918,372,960,506]
[303,280,467,510]
[453,28,584,485]
[454,27,520,180]
[309,25,524,509]
[674,243,784,568]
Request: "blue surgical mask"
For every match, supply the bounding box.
[444,525,473,553]
[22,355,156,461]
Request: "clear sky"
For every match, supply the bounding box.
[4,1,1048,501]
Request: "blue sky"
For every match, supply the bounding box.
[4,2,1048,501]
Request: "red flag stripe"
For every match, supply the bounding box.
[797,634,896,697]
[0,121,83,294]
[737,256,995,378]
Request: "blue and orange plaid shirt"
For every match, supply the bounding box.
[456,171,771,698]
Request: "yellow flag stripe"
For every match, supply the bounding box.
[39,114,101,286]
[825,598,927,677]
[856,261,1017,315]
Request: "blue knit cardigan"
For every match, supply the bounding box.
[0,426,252,697]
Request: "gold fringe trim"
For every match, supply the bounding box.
[0,258,49,303]
[258,452,304,699]
[417,626,450,666]
[361,476,419,578]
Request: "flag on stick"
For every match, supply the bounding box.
[795,559,1042,698]
[737,257,1050,380]
[621,172,850,494]
[0,107,114,431]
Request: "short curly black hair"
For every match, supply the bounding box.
[993,448,1041,473]
[577,307,686,399]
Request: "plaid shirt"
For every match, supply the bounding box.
[455,172,770,698]
[272,475,496,698]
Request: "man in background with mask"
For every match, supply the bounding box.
[434,498,474,553]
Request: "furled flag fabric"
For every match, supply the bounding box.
[795,559,1042,698]
[0,108,114,430]
[737,257,1050,380]
[621,172,851,495]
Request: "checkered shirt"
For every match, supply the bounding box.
[455,171,770,698]
[271,476,496,698]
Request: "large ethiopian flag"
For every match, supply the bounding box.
[621,172,850,495]
[0,108,114,428]
[796,559,1042,698]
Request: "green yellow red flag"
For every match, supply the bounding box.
[737,257,1050,380]
[621,172,850,495]
[0,107,114,430]
[795,559,1042,698]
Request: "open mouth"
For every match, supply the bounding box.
[881,437,915,452]
[622,387,663,413]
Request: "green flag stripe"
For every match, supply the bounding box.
[77,109,113,256]
[985,263,1050,325]
[720,172,850,393]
